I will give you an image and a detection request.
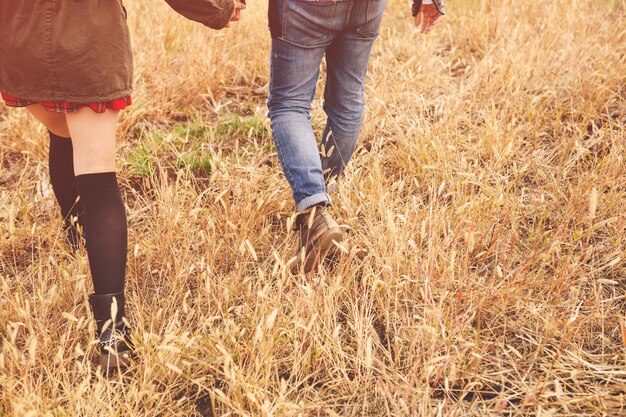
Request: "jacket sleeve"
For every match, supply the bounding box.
[412,0,445,17]
[164,0,235,30]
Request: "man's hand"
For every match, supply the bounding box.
[225,0,246,28]
[415,3,442,34]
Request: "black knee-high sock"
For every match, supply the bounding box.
[75,173,127,295]
[49,131,84,249]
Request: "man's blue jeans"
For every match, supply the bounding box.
[267,0,386,212]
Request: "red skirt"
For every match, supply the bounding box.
[1,93,131,113]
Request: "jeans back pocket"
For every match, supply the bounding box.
[354,0,387,38]
[282,0,339,47]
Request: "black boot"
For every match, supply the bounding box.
[88,292,134,370]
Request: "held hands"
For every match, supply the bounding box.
[415,3,442,34]
[225,0,246,28]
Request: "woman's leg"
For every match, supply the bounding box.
[65,107,125,295]
[26,105,83,250]
[66,107,132,369]
[25,105,131,368]
[26,104,71,137]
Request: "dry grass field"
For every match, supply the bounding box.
[1,0,625,415]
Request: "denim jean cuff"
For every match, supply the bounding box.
[297,192,332,212]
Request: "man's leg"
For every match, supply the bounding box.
[268,0,351,273]
[269,38,346,273]
[322,0,386,183]
[268,36,329,212]
[268,0,350,212]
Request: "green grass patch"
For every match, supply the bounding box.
[176,154,212,175]
[216,113,271,143]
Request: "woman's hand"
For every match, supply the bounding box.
[415,3,442,34]
[225,0,246,28]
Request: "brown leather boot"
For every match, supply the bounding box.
[88,292,134,371]
[290,205,343,274]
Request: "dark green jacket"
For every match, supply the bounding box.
[0,0,234,103]
[413,0,445,17]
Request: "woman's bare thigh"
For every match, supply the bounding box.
[26,104,71,138]
[65,108,119,176]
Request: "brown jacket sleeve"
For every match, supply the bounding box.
[164,0,235,30]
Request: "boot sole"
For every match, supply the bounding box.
[100,350,133,370]
[302,227,344,274]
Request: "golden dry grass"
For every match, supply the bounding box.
[1,0,625,415]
